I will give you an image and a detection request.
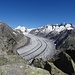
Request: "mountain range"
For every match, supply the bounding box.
[15,22,74,35]
[0,21,75,75]
[15,22,75,75]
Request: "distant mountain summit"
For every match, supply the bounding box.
[15,26,34,34]
[15,23,74,35]
[30,23,74,34]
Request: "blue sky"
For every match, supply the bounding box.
[0,0,75,28]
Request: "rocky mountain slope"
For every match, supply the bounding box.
[0,21,27,53]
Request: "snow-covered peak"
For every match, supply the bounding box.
[41,23,74,33]
[15,26,27,32]
[65,24,73,30]
[15,26,33,34]
[15,23,74,35]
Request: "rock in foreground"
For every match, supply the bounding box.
[0,63,50,75]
